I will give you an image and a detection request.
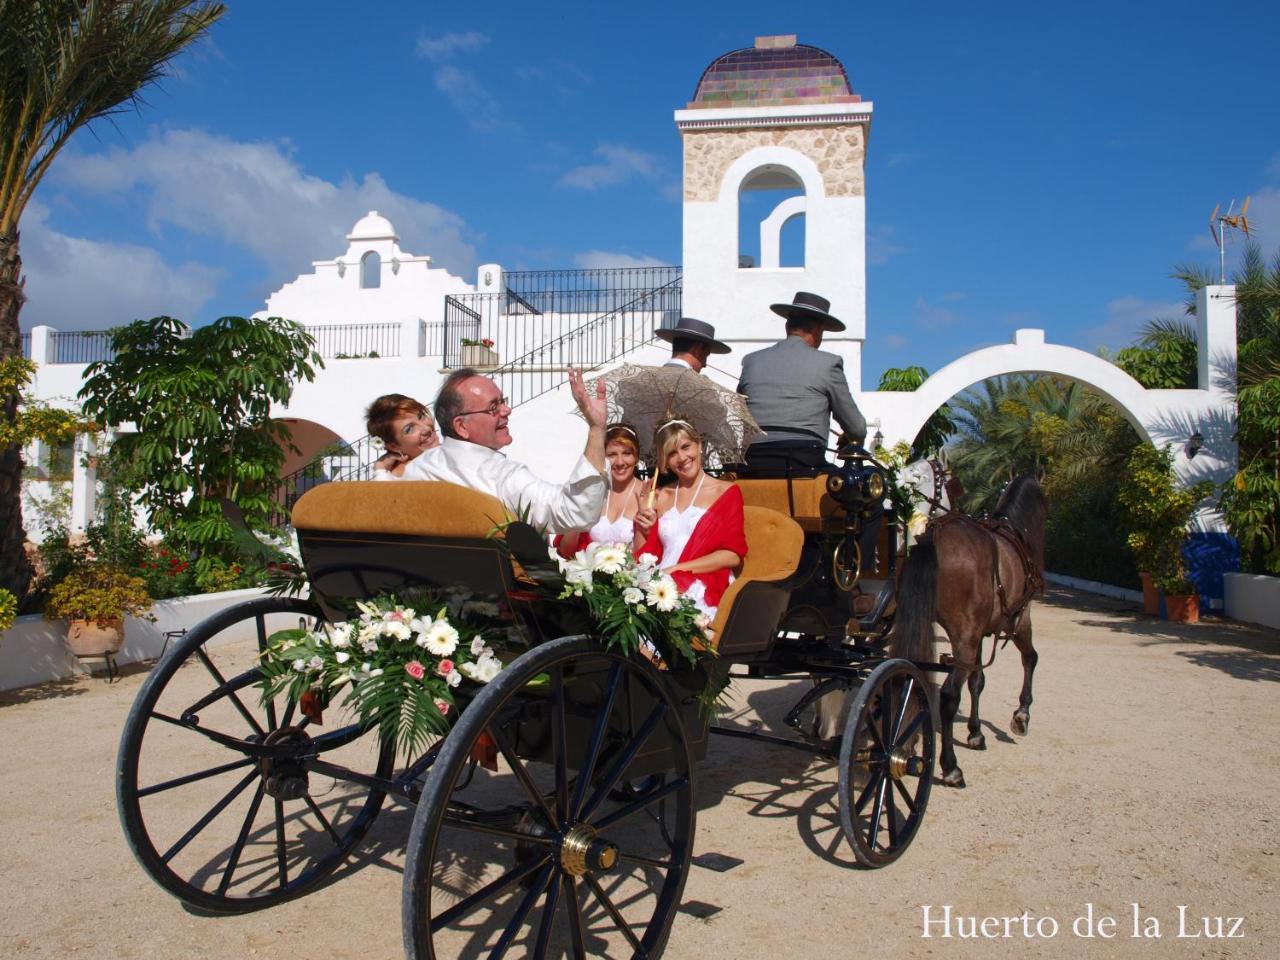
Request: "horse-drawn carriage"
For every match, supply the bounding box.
[116,450,941,958]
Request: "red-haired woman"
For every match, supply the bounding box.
[365,394,439,479]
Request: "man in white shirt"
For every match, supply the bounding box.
[656,316,730,372]
[400,367,607,533]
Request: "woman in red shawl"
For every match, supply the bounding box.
[633,418,747,621]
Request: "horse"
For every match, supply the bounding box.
[889,473,1048,788]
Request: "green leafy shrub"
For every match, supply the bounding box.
[0,588,17,632]
[1117,444,1212,586]
[45,565,153,623]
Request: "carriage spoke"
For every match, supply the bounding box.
[866,775,888,851]
[440,815,555,847]
[617,851,675,870]
[489,726,559,829]
[853,768,886,816]
[532,863,564,959]
[304,795,342,847]
[890,678,914,743]
[885,782,901,848]
[551,666,569,824]
[194,647,265,737]
[273,798,289,889]
[893,710,927,751]
[137,756,255,797]
[570,663,623,821]
[880,685,895,759]
[488,863,553,960]
[583,872,644,954]
[217,782,266,896]
[892,776,918,813]
[161,769,259,863]
[431,853,551,930]
[580,702,668,822]
[257,616,279,730]
[591,776,688,831]
[562,875,588,960]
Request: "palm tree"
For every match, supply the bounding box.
[0,1,224,597]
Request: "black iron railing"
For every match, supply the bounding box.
[306,322,401,359]
[492,275,681,410]
[19,331,31,359]
[50,330,115,364]
[503,266,680,305]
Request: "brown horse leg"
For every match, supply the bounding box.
[965,667,987,750]
[1009,614,1038,736]
[938,664,967,788]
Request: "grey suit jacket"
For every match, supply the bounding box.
[737,336,867,444]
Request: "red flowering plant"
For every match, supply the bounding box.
[459,337,496,349]
[258,592,503,759]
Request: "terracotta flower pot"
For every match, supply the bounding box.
[1163,594,1199,624]
[66,619,124,657]
[1139,572,1160,616]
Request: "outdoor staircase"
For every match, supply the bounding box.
[269,267,682,524]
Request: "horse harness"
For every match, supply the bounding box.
[923,510,1043,668]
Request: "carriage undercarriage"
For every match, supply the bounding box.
[117,463,947,958]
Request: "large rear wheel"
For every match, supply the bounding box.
[403,635,695,959]
[116,596,395,912]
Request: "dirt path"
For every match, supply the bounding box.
[2,587,1276,958]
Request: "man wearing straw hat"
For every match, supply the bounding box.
[655,316,731,373]
[735,291,867,478]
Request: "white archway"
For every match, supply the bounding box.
[759,195,807,269]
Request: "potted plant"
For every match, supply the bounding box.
[45,564,153,656]
[459,337,498,367]
[1117,443,1211,621]
[1158,574,1200,624]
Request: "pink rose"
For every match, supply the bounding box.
[437,659,455,677]
[405,660,425,679]
[434,698,451,716]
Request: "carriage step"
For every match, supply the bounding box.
[680,901,724,919]
[691,852,744,873]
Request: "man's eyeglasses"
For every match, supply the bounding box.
[457,396,510,418]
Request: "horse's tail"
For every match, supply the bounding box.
[890,539,938,664]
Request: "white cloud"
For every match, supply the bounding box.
[572,250,670,269]
[867,223,905,265]
[415,30,489,61]
[434,65,515,132]
[18,200,222,330]
[883,333,908,349]
[1082,295,1186,349]
[914,295,960,330]
[558,144,664,191]
[53,129,479,282]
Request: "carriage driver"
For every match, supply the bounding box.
[398,367,609,534]
[735,291,867,478]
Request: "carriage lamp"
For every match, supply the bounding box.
[872,429,884,451]
[1186,431,1205,458]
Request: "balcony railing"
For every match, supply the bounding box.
[50,330,115,364]
[306,322,401,359]
[19,332,31,359]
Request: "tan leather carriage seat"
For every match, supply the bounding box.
[292,481,508,537]
[710,505,805,658]
[734,477,839,532]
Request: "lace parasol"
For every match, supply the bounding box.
[580,363,764,468]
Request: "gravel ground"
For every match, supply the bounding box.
[1,586,1276,959]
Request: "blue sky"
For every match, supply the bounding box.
[21,0,1280,384]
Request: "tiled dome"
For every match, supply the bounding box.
[689,35,859,109]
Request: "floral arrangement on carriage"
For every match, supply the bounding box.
[258,594,505,758]
[545,537,729,713]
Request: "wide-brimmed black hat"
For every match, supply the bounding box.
[654,316,731,354]
[769,291,846,332]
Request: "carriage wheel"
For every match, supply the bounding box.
[403,635,695,960]
[117,596,395,913]
[838,658,934,868]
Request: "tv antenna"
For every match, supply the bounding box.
[1208,197,1253,282]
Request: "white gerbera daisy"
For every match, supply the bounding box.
[423,620,459,657]
[646,577,679,612]
[592,545,627,575]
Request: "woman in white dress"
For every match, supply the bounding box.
[556,423,642,556]
[367,394,440,479]
[633,419,747,622]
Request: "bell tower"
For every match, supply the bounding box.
[675,35,872,387]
